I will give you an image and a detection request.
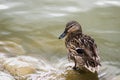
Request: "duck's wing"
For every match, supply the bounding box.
[77,35,101,72]
[65,34,101,72]
[80,35,99,58]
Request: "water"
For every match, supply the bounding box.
[0,0,120,80]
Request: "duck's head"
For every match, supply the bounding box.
[59,21,82,39]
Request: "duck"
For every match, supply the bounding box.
[59,21,101,73]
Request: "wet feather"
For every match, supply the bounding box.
[59,21,101,73]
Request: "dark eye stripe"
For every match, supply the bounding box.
[67,23,75,29]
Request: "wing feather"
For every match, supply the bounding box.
[65,34,101,72]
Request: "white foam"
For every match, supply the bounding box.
[0,5,9,10]
[60,6,79,12]
[49,13,66,17]
[4,58,31,68]
[0,71,15,80]
[95,0,120,6]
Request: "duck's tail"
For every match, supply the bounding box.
[84,64,100,73]
[84,57,101,73]
[75,55,101,73]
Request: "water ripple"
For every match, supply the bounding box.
[95,0,120,7]
[0,2,23,10]
[92,30,120,34]
[48,13,66,17]
[0,5,9,10]
[59,6,79,12]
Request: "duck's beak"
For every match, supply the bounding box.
[59,31,67,39]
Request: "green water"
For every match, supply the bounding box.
[0,0,120,80]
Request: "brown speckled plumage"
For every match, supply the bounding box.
[59,21,101,73]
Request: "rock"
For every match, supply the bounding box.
[3,57,36,76]
[0,71,15,80]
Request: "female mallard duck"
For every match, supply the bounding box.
[59,21,101,73]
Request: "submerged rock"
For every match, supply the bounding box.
[0,71,15,80]
[0,53,7,62]
[17,56,40,69]
[26,72,65,80]
[0,41,26,55]
[3,57,36,76]
[0,54,103,80]
[0,53,7,71]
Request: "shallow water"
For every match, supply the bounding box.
[0,0,120,80]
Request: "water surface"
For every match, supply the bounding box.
[0,0,120,80]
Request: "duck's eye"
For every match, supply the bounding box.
[67,25,73,29]
[67,23,75,28]
[76,48,85,54]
